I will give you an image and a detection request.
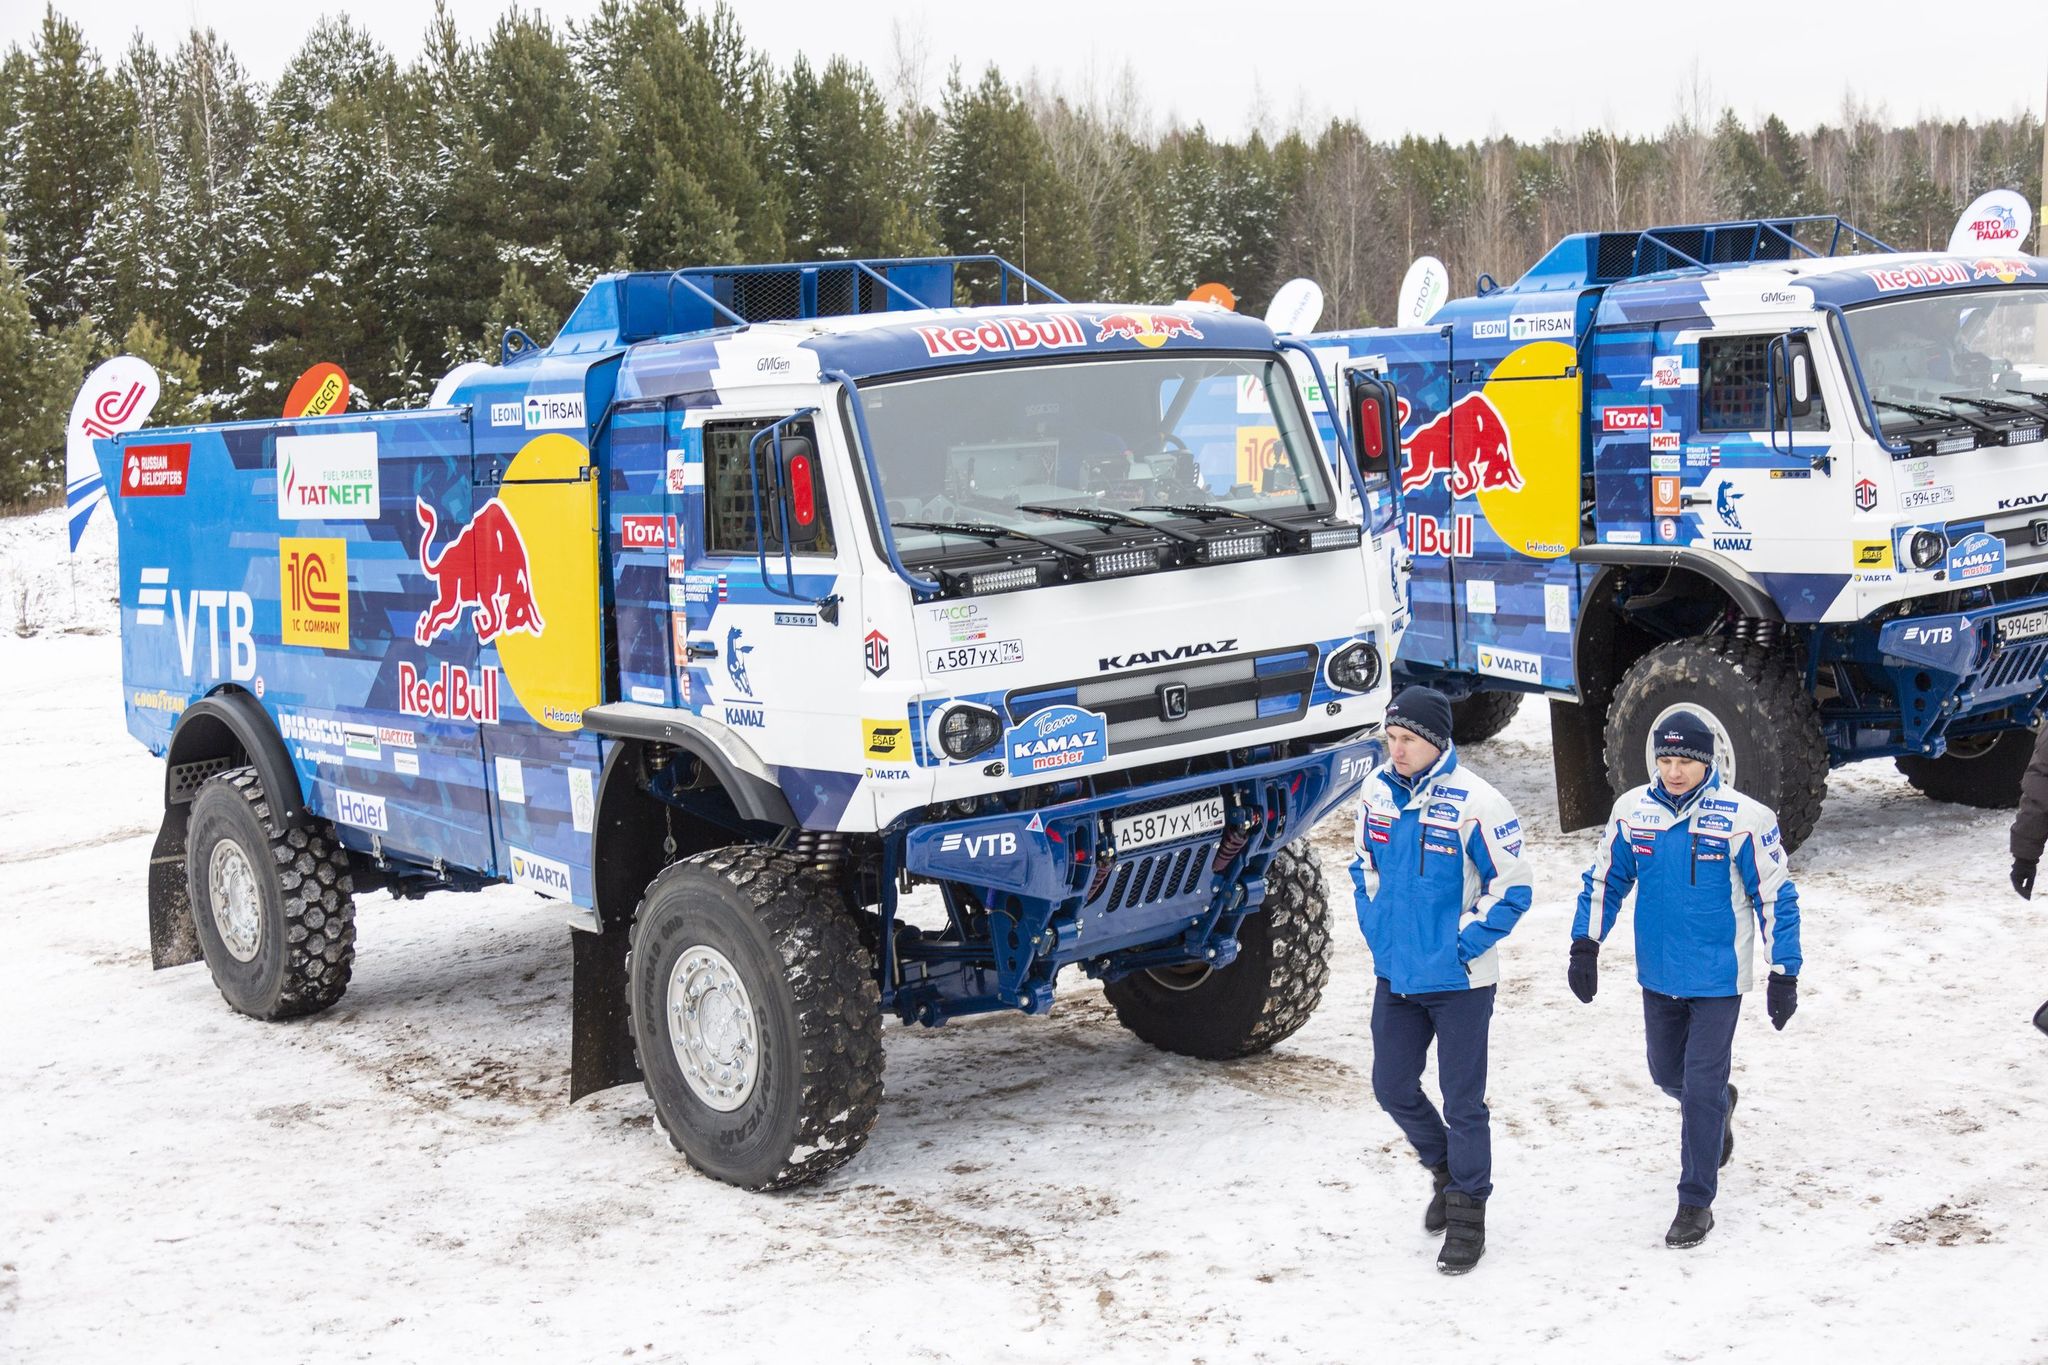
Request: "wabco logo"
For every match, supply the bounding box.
[508,846,573,898]
[939,831,1018,857]
[136,569,256,681]
[1100,638,1237,671]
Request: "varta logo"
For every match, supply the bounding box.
[1098,638,1237,671]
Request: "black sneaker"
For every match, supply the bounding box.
[1436,1191,1486,1274]
[1665,1204,1714,1249]
[1720,1084,1739,1169]
[1423,1162,1453,1235]
[2034,1000,2048,1036]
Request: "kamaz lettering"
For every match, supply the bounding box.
[1098,639,1238,671]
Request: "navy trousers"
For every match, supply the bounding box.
[1370,978,1496,1198]
[1641,989,1741,1208]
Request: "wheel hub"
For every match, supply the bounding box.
[667,945,760,1112]
[206,841,263,963]
[1644,701,1738,786]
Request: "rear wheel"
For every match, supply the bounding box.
[628,846,883,1190]
[1604,636,1829,851]
[1103,843,1332,1059]
[1895,728,2034,808]
[183,768,355,1019]
[1450,690,1523,746]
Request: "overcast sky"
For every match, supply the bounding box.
[7,0,2044,145]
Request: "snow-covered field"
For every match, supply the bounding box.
[3,506,2045,1363]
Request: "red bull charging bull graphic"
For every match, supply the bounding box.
[1093,311,1203,348]
[413,497,546,646]
[1396,393,1524,497]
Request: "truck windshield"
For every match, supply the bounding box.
[852,354,1334,557]
[1841,286,2048,439]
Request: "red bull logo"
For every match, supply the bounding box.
[1093,311,1203,348]
[1866,261,1973,292]
[1972,257,2036,284]
[915,314,1087,358]
[414,497,546,646]
[1397,393,1523,497]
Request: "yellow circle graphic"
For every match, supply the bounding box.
[495,433,600,732]
[1472,341,1582,559]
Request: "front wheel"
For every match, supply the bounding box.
[628,846,883,1190]
[1603,636,1830,852]
[1103,843,1332,1059]
[1895,728,2034,808]
[1451,690,1523,745]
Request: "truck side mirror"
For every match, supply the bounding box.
[1349,373,1401,478]
[776,434,822,551]
[1778,334,1815,419]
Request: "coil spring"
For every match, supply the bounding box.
[789,830,846,873]
[1729,617,1782,651]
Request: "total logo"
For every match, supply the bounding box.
[136,568,255,682]
[939,831,1019,857]
[1474,644,1541,683]
[1601,406,1663,433]
[508,846,573,899]
[397,660,502,723]
[1094,312,1203,348]
[620,514,676,549]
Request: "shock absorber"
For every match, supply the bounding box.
[789,830,846,874]
[1211,805,1264,876]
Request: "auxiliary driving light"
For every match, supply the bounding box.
[1299,523,1364,552]
[1907,529,1947,570]
[1085,545,1163,579]
[933,702,1003,761]
[1324,639,1383,693]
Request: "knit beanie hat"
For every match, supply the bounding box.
[1652,711,1716,765]
[1385,686,1454,753]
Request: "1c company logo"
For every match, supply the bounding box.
[280,537,349,649]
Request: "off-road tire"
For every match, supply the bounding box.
[1451,690,1523,746]
[628,846,883,1190]
[184,767,355,1019]
[1895,728,2034,808]
[1604,636,1830,852]
[1102,842,1332,1060]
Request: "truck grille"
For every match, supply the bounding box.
[1093,839,1217,913]
[1005,646,1317,754]
[1978,510,2048,572]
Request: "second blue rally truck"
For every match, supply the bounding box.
[95,256,1402,1188]
[1308,217,2048,848]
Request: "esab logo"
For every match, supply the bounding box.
[1852,540,1893,569]
[863,718,909,760]
[280,537,349,648]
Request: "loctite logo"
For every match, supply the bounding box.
[397,660,501,723]
[620,514,675,549]
[414,498,545,646]
[915,314,1088,358]
[1602,406,1664,432]
[122,442,189,496]
[1398,393,1523,497]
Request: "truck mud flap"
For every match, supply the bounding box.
[147,804,201,969]
[1550,697,1613,833]
[570,919,641,1101]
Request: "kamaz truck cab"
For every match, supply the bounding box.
[1307,217,2048,848]
[98,256,1401,1188]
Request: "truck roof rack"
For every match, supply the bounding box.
[531,255,1066,358]
[1501,216,1897,295]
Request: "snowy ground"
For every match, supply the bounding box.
[3,507,2046,1363]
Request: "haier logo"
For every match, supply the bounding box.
[1474,645,1541,682]
[524,392,585,430]
[939,831,1019,857]
[1098,638,1238,671]
[138,569,257,682]
[508,846,573,898]
[333,788,388,832]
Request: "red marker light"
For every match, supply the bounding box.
[1357,397,1385,461]
[789,453,816,527]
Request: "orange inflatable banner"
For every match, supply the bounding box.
[284,363,350,418]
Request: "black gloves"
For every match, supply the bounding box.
[1568,937,1599,1003]
[1767,973,1798,1031]
[2014,857,2037,900]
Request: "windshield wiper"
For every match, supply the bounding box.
[1873,398,1970,424]
[889,519,1089,567]
[1133,502,1302,537]
[1941,393,2036,417]
[1013,502,1201,546]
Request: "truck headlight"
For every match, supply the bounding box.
[1324,640,1382,693]
[1907,529,1946,569]
[932,702,1003,760]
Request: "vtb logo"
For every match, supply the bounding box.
[280,537,349,649]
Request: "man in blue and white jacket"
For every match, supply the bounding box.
[1570,710,1802,1250]
[1352,685,1533,1275]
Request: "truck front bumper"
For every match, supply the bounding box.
[1876,592,2048,756]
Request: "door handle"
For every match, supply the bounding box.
[684,641,717,661]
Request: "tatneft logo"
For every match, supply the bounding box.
[277,432,379,519]
[508,846,573,898]
[524,392,586,429]
[939,831,1018,857]
[1474,644,1542,682]
[138,568,256,681]
[333,788,388,832]
[123,442,189,496]
[1509,311,1574,340]
[280,537,349,649]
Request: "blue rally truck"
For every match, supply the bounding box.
[97,256,1401,1188]
[1307,217,2048,847]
